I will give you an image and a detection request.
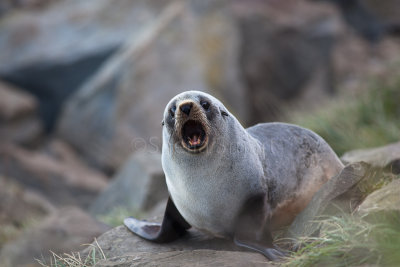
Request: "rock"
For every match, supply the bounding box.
[357,178,400,222]
[97,250,269,267]
[234,0,344,124]
[0,207,110,267]
[0,142,108,208]
[0,0,169,130]
[361,0,400,31]
[81,225,269,267]
[287,162,369,239]
[0,81,42,146]
[57,1,246,171]
[90,151,167,216]
[341,141,400,174]
[0,175,55,248]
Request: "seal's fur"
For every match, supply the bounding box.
[125,91,344,260]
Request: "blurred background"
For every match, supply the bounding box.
[0,0,399,266]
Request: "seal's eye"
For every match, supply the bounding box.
[169,106,176,117]
[221,111,229,117]
[201,101,210,110]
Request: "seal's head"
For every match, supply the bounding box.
[162,91,230,153]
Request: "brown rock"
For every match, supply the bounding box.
[0,207,110,267]
[0,175,55,248]
[361,0,400,27]
[0,81,42,145]
[0,142,108,208]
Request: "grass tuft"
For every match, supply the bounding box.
[284,215,400,267]
[36,238,106,267]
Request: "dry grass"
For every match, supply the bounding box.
[36,239,106,267]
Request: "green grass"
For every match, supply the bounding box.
[291,77,400,156]
[96,206,143,227]
[285,74,400,266]
[284,215,400,267]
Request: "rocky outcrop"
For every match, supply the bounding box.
[0,142,108,208]
[57,1,246,171]
[235,0,344,124]
[0,207,110,267]
[287,162,369,239]
[357,178,400,222]
[98,250,269,267]
[342,141,400,174]
[90,151,167,216]
[0,81,42,146]
[0,175,55,248]
[0,0,169,130]
[81,225,269,267]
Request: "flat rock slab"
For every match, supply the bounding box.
[287,162,369,239]
[357,178,400,221]
[0,207,110,267]
[97,250,269,267]
[83,225,272,266]
[341,141,400,173]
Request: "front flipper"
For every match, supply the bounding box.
[124,197,191,243]
[233,194,286,261]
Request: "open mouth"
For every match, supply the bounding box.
[181,120,207,151]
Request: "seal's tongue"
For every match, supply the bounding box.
[188,134,201,146]
[182,120,206,149]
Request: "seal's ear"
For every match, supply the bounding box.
[124,197,191,243]
[233,194,286,261]
[161,120,165,126]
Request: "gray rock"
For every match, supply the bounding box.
[235,0,344,124]
[361,0,400,29]
[342,141,400,174]
[0,81,42,145]
[0,207,110,267]
[97,250,269,267]
[287,162,369,239]
[0,142,108,208]
[0,0,169,130]
[357,178,400,222]
[90,151,168,216]
[81,225,270,267]
[57,1,246,171]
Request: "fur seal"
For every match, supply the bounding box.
[124,91,344,260]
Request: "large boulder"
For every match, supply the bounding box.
[0,175,55,248]
[98,250,269,267]
[342,141,400,174]
[0,0,169,130]
[357,178,400,222]
[57,1,246,171]
[0,81,42,146]
[287,162,369,239]
[81,225,270,267]
[0,207,110,267]
[0,141,108,208]
[90,151,168,217]
[234,0,344,124]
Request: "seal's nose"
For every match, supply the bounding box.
[180,102,192,115]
